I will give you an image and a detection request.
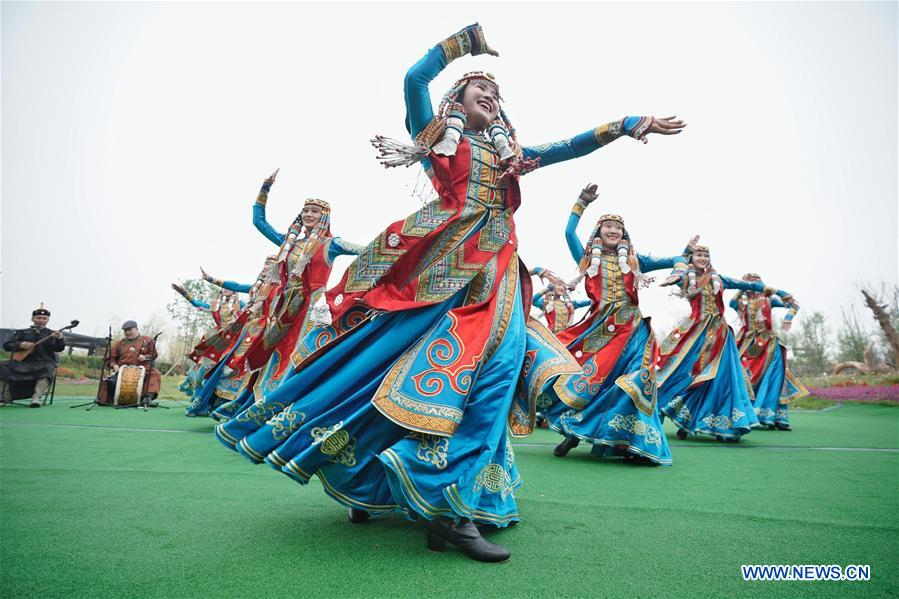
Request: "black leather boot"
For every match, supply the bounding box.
[553,436,580,457]
[347,508,370,524]
[775,423,792,431]
[676,429,688,440]
[426,518,510,563]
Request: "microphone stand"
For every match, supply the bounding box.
[71,327,112,410]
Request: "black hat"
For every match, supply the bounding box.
[122,320,138,330]
[32,303,50,317]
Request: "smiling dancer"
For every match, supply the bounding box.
[215,23,684,562]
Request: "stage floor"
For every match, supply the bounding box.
[2,397,897,598]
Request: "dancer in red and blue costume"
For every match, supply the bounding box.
[657,247,791,441]
[543,184,689,465]
[214,23,684,562]
[731,273,807,430]
[171,283,245,399]
[530,267,591,334]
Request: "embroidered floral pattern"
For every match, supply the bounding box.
[414,433,449,470]
[700,408,746,431]
[607,414,662,448]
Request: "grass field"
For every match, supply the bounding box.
[1,391,897,598]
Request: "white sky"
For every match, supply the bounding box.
[2,2,897,344]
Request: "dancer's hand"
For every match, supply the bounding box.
[659,274,682,287]
[687,235,700,251]
[782,320,793,332]
[264,168,279,186]
[171,283,188,297]
[579,183,599,205]
[648,116,686,136]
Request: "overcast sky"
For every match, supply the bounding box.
[2,2,897,346]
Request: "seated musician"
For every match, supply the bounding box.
[0,305,65,408]
[99,320,162,406]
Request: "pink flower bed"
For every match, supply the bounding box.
[806,385,899,403]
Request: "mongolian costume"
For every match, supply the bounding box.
[186,257,278,418]
[543,206,685,465]
[531,273,590,334]
[731,274,807,430]
[98,322,161,405]
[174,286,244,403]
[215,23,670,561]
[657,249,788,441]
[0,305,65,407]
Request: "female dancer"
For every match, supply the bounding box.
[171,283,244,399]
[731,273,807,430]
[657,247,789,441]
[531,273,591,334]
[544,184,688,465]
[215,24,684,562]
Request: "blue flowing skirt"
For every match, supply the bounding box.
[545,319,671,465]
[184,349,234,418]
[214,284,529,527]
[658,324,759,439]
[751,345,790,427]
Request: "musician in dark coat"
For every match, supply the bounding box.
[0,305,65,407]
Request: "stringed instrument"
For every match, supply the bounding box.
[11,320,79,361]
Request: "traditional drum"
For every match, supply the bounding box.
[113,365,145,406]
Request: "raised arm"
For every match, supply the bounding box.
[253,171,285,246]
[533,289,547,311]
[405,24,492,138]
[565,184,599,264]
[729,290,744,311]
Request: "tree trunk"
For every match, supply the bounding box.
[861,288,899,367]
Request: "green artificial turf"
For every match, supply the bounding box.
[1,399,897,598]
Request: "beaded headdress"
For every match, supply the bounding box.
[32,303,50,317]
[372,71,522,169]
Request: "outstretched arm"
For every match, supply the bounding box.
[720,275,789,299]
[172,283,211,310]
[729,291,744,311]
[252,170,285,246]
[522,116,685,170]
[200,269,252,294]
[637,254,686,274]
[573,298,592,309]
[533,289,547,310]
[328,237,366,264]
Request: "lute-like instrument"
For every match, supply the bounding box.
[11,320,79,361]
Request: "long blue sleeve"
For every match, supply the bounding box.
[404,46,444,138]
[637,254,684,273]
[770,296,786,309]
[253,202,285,246]
[327,237,365,264]
[190,298,210,310]
[522,117,645,170]
[573,299,592,309]
[533,291,546,310]
[721,275,765,293]
[221,280,252,293]
[565,212,585,264]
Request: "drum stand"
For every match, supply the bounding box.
[71,328,113,411]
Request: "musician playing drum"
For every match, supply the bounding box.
[100,320,162,407]
[0,304,66,408]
